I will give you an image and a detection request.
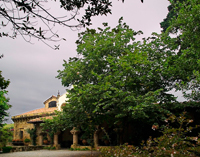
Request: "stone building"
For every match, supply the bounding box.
[11,92,69,147]
[11,92,120,149]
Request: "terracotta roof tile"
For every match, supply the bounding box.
[28,116,54,123]
[19,107,57,115]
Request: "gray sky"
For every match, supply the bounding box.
[1,0,180,124]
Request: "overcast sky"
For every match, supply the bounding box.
[1,0,181,124]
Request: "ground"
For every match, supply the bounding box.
[0,149,100,157]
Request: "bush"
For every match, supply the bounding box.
[43,146,56,150]
[70,147,90,151]
[1,146,12,153]
[98,144,137,157]
[50,146,56,150]
[24,138,31,143]
[98,112,200,157]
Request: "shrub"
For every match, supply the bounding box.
[82,147,90,150]
[70,148,74,151]
[24,138,31,143]
[43,146,56,150]
[50,146,56,150]
[70,147,90,151]
[43,146,49,149]
[2,146,12,153]
[98,112,200,157]
[98,144,137,157]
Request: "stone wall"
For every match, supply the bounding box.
[10,146,44,152]
[13,118,34,140]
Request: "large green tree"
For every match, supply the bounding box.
[162,0,200,101]
[45,0,200,144]
[57,18,177,133]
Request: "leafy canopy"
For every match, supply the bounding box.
[162,0,200,101]
[57,18,177,130]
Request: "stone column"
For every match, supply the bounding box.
[54,132,61,150]
[70,127,80,148]
[38,134,43,146]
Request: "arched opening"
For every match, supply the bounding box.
[49,101,56,108]
[58,129,73,148]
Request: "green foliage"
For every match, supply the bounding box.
[26,128,37,146]
[43,146,56,150]
[162,0,200,101]
[3,124,14,129]
[0,127,13,147]
[160,0,185,32]
[57,17,177,133]
[24,138,31,143]
[70,147,90,151]
[43,136,48,140]
[1,146,12,153]
[40,117,63,145]
[137,112,200,156]
[56,0,200,145]
[98,112,200,157]
[0,91,10,127]
[98,144,137,157]
[0,71,10,90]
[0,71,10,128]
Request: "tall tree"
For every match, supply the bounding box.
[57,18,177,131]
[162,0,200,101]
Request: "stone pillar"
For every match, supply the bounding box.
[54,134,58,145]
[70,127,80,148]
[38,134,43,146]
[54,132,61,150]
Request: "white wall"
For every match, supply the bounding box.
[57,92,68,111]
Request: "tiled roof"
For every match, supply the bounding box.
[28,116,54,123]
[18,107,57,116]
[12,107,57,120]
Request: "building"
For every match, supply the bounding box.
[11,92,110,149]
[11,92,73,148]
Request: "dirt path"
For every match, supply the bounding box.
[0,149,100,157]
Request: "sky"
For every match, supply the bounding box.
[0,0,181,124]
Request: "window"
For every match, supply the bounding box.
[49,101,56,108]
[20,131,23,139]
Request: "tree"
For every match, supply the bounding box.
[26,128,37,145]
[0,0,112,48]
[40,116,63,145]
[160,0,185,32]
[161,0,200,101]
[0,125,13,147]
[0,71,10,128]
[57,18,178,138]
[0,0,144,49]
